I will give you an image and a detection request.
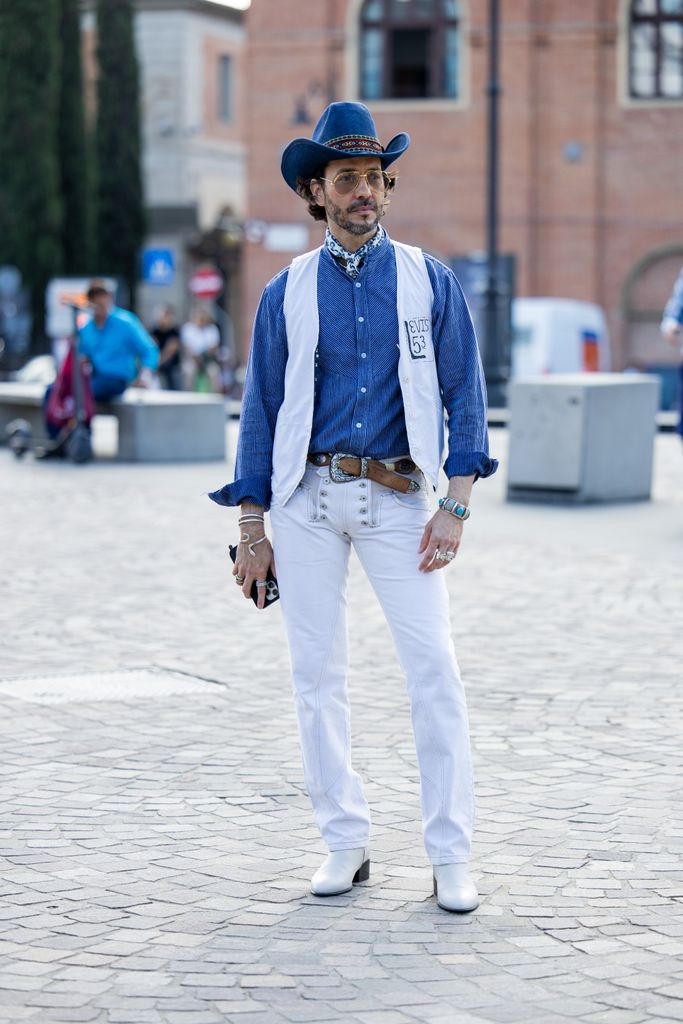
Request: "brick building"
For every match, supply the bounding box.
[242,0,683,378]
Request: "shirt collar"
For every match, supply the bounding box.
[324,225,386,279]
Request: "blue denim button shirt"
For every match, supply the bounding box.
[210,232,497,510]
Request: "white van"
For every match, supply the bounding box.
[511,298,610,377]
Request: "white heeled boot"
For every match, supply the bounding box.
[311,846,370,896]
[433,863,479,913]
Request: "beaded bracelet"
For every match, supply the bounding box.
[438,496,471,521]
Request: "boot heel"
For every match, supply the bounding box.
[353,858,370,883]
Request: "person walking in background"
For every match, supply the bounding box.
[661,267,683,441]
[181,307,222,392]
[151,304,182,390]
[208,102,497,914]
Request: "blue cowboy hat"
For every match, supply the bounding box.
[281,101,410,192]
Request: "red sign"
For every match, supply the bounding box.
[189,266,223,299]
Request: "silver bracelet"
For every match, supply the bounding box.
[437,496,471,521]
[240,532,267,557]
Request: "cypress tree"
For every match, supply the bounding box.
[95,0,145,303]
[58,0,93,274]
[0,1,63,348]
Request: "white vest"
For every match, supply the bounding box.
[271,240,444,506]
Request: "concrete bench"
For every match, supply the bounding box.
[506,373,660,503]
[0,381,226,462]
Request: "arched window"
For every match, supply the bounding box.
[360,0,461,101]
[629,0,683,100]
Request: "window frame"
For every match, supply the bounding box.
[628,0,683,101]
[217,53,233,123]
[359,0,461,102]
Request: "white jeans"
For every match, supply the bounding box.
[269,461,476,865]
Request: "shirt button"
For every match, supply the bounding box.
[358,317,364,322]
[355,282,361,289]
[360,387,366,393]
[361,352,367,359]
[356,422,362,428]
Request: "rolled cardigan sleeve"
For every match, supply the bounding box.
[426,258,498,481]
[208,271,288,511]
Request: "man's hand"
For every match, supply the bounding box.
[418,473,474,573]
[233,532,276,602]
[662,321,682,346]
[233,503,275,609]
[133,367,155,389]
[418,510,464,573]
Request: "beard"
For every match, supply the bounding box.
[324,194,384,237]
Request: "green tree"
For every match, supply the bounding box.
[58,0,93,274]
[95,0,145,303]
[0,1,63,347]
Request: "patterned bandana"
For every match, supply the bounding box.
[324,225,385,279]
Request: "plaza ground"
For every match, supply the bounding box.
[0,425,682,1024]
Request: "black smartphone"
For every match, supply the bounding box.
[228,544,280,609]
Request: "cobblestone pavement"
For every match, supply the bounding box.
[1,426,682,1024]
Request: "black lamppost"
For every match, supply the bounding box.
[482,0,508,408]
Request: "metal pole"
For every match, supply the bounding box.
[483,0,507,407]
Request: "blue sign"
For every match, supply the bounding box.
[142,248,175,286]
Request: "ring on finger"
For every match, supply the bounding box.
[434,549,448,561]
[235,574,245,585]
[444,550,456,561]
[255,579,267,588]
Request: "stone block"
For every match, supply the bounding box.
[507,374,659,503]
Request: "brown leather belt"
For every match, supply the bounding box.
[307,452,420,494]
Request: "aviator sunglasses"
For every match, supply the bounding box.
[316,169,396,195]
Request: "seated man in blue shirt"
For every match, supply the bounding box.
[78,280,159,401]
[44,280,159,441]
[210,103,498,914]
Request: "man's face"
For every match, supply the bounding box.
[312,156,389,238]
[91,293,113,320]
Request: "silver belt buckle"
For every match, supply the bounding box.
[330,452,368,483]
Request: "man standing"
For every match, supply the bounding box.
[210,103,497,913]
[151,304,182,391]
[661,267,683,441]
